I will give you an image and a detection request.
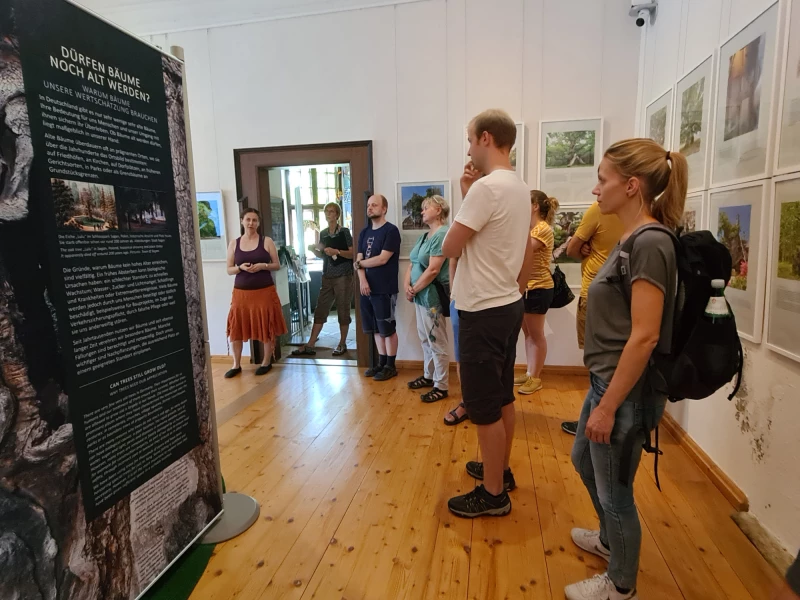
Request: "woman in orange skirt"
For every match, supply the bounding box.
[225,208,287,378]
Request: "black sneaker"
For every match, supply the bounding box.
[465,461,516,492]
[561,421,579,436]
[448,484,511,518]
[373,366,398,381]
[364,365,382,377]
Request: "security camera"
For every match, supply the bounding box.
[629,2,658,27]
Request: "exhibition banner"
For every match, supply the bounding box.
[0,0,223,598]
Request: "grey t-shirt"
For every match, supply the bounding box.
[583,227,677,386]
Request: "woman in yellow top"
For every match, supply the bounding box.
[516,190,559,395]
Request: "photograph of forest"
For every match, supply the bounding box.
[724,34,765,141]
[545,131,596,169]
[552,208,587,263]
[52,179,118,232]
[778,201,800,281]
[717,204,751,290]
[680,77,705,156]
[116,187,169,231]
[649,107,667,146]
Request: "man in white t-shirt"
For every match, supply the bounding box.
[442,109,534,518]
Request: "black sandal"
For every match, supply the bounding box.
[408,376,434,390]
[444,402,469,426]
[421,387,448,403]
[291,346,316,356]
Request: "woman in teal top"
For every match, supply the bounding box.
[403,195,451,402]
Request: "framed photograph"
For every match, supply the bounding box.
[775,0,800,174]
[464,123,525,180]
[708,181,768,342]
[196,191,227,261]
[673,55,716,192]
[537,119,603,205]
[395,180,451,259]
[765,175,800,363]
[681,191,708,233]
[711,2,780,187]
[645,88,673,148]
[552,203,592,289]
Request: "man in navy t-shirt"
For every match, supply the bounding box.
[355,194,401,381]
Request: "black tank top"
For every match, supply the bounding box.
[234,236,275,290]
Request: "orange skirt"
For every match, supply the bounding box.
[226,286,288,343]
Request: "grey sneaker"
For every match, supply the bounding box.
[571,528,611,562]
[447,484,511,518]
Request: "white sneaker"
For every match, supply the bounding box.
[565,573,638,600]
[571,528,611,562]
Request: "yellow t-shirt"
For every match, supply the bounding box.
[575,202,624,298]
[527,221,554,290]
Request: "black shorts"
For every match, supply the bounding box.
[359,293,397,337]
[523,288,554,314]
[458,299,524,425]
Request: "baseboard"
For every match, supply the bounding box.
[660,412,749,512]
[210,355,230,363]
[394,360,589,377]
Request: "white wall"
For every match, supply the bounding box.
[86,0,641,364]
[638,0,800,554]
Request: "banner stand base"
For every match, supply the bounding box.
[200,492,260,544]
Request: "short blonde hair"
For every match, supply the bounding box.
[469,109,516,150]
[422,195,450,222]
[323,202,341,218]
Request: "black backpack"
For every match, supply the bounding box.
[612,224,744,488]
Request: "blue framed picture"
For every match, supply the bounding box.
[196,191,227,261]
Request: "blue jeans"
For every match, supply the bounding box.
[571,374,666,590]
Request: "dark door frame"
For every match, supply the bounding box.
[233,141,374,368]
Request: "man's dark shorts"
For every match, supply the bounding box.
[458,299,524,425]
[360,293,397,337]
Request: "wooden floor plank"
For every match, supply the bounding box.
[188,365,779,600]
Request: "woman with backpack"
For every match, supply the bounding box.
[565,139,687,600]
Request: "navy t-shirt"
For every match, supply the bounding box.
[358,222,401,295]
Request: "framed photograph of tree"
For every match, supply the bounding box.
[673,55,716,192]
[708,181,768,342]
[395,180,451,259]
[537,118,603,205]
[765,175,800,362]
[552,203,593,289]
[775,0,800,174]
[711,2,779,187]
[645,88,673,149]
[196,191,227,261]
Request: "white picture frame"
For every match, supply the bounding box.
[765,174,800,363]
[552,202,593,290]
[681,191,708,233]
[673,54,716,192]
[537,118,603,205]
[196,191,227,262]
[645,88,673,148]
[395,180,451,259]
[711,2,780,187]
[774,0,800,174]
[463,122,526,181]
[708,180,769,343]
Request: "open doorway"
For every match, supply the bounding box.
[234,141,373,368]
[270,163,356,363]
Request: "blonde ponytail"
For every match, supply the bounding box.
[604,138,688,229]
[530,190,559,225]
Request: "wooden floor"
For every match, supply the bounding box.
[192,363,781,600]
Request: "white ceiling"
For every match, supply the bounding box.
[75,0,427,35]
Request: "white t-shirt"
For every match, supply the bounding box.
[452,169,530,312]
